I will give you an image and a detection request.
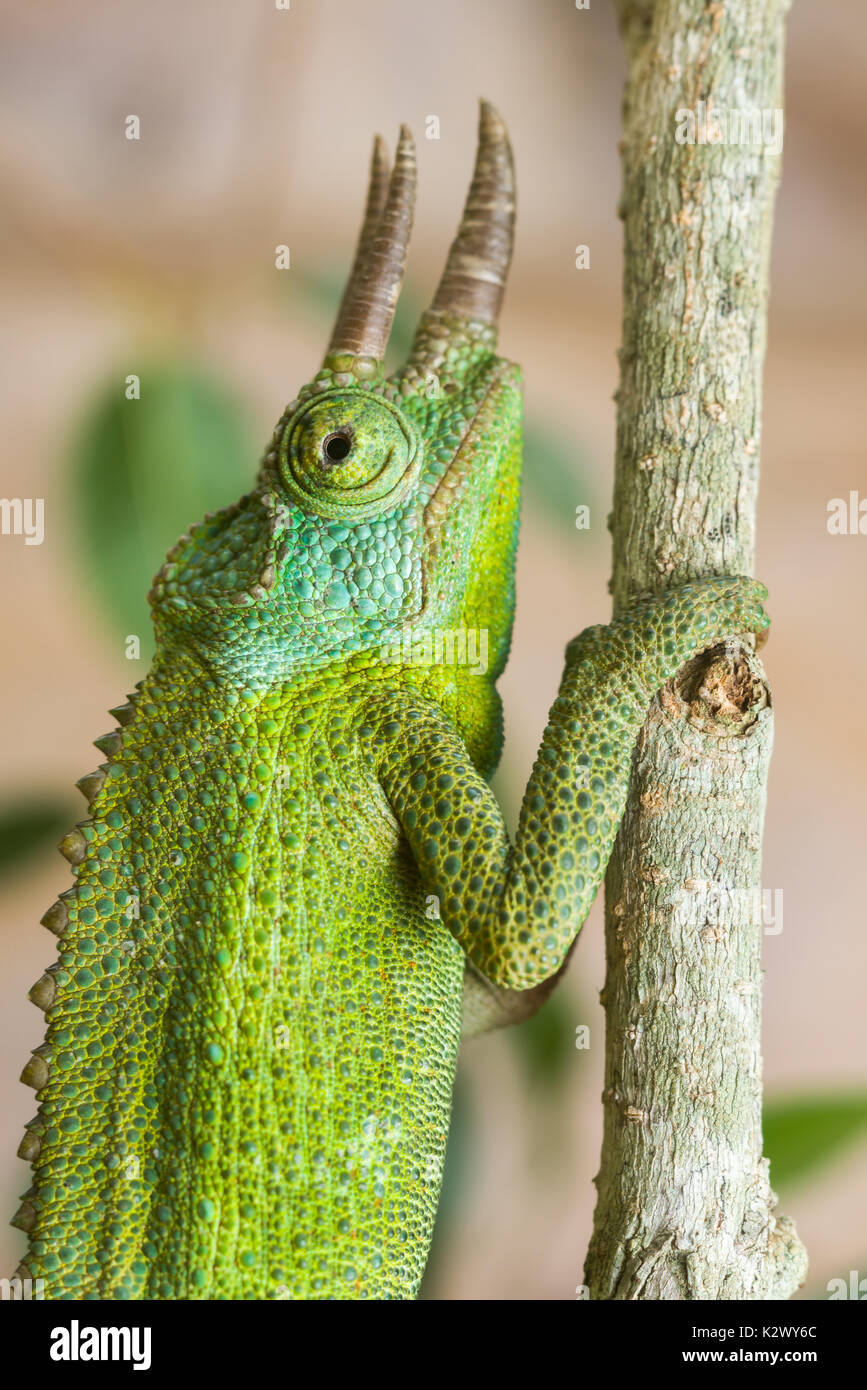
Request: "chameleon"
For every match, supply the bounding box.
[11,100,769,1300]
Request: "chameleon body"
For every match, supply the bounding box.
[13,105,769,1300]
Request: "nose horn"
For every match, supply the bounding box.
[325,126,416,364]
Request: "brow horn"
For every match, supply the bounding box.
[326,126,416,363]
[330,135,390,338]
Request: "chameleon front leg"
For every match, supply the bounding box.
[376,576,769,991]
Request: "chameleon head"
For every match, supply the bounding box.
[150,101,522,688]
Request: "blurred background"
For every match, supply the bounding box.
[1,0,865,1299]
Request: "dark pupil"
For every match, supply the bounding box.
[323,431,352,463]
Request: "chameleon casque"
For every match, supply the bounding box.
[12,102,769,1300]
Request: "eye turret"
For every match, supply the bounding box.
[279,390,421,521]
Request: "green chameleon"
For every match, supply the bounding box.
[12,101,768,1300]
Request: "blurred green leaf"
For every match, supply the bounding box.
[386,284,425,366]
[0,799,73,877]
[71,365,257,664]
[287,266,343,324]
[764,1094,867,1189]
[523,421,594,539]
[510,989,577,1088]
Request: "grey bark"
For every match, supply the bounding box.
[583,0,806,1299]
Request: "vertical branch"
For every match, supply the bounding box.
[584,0,806,1298]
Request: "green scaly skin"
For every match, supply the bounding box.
[12,260,769,1307]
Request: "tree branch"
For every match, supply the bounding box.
[584,0,806,1299]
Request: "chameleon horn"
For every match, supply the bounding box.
[429,99,515,326]
[329,134,390,342]
[326,125,416,363]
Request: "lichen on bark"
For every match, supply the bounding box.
[584,0,806,1299]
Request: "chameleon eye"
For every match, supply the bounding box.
[280,390,422,521]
